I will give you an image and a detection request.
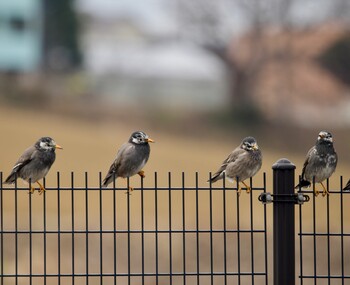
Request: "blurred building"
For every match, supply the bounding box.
[0,0,81,73]
[0,0,42,72]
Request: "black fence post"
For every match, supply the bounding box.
[272,158,296,285]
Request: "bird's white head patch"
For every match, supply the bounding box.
[318,131,333,143]
[130,131,154,145]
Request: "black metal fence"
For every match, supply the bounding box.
[0,158,349,285]
[298,180,350,284]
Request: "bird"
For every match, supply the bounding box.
[4,137,63,194]
[208,136,262,195]
[102,131,154,192]
[295,131,337,196]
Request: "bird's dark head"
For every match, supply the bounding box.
[241,137,259,151]
[129,131,155,145]
[317,131,333,144]
[35,137,63,151]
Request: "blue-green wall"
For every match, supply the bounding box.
[0,0,42,71]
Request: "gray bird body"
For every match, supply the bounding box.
[301,144,337,184]
[102,131,153,187]
[5,137,61,188]
[209,137,262,185]
[296,131,337,195]
[301,132,338,183]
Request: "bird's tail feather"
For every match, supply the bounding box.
[343,179,350,191]
[295,179,311,189]
[4,172,17,184]
[207,173,223,183]
[102,173,116,188]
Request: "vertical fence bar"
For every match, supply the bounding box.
[299,192,303,285]
[326,179,331,285]
[71,172,75,285]
[43,179,47,285]
[182,172,186,285]
[57,172,61,285]
[340,177,344,285]
[263,172,268,285]
[141,176,145,285]
[209,173,214,285]
[195,172,200,285]
[85,172,89,285]
[29,186,32,285]
[312,185,317,285]
[42,178,47,283]
[0,173,3,285]
[113,176,117,285]
[14,178,18,285]
[235,178,241,285]
[126,177,131,285]
[249,177,255,285]
[222,174,227,285]
[154,172,159,285]
[272,158,296,285]
[168,172,173,285]
[99,173,103,285]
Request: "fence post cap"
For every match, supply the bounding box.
[272,158,296,170]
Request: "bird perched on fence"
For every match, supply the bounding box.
[102,131,154,192]
[208,136,262,195]
[295,131,337,196]
[4,137,63,194]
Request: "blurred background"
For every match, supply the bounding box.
[1,0,350,150]
[1,0,350,283]
[1,0,350,182]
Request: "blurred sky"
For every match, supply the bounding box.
[77,0,178,35]
[77,0,337,37]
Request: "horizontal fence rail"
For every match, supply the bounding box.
[0,171,269,285]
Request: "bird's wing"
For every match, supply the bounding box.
[301,146,316,179]
[210,147,244,182]
[102,143,135,186]
[112,142,136,171]
[4,146,36,183]
[11,146,36,172]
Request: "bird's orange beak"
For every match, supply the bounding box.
[55,144,63,150]
[146,138,155,143]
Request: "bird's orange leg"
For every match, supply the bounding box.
[320,182,329,197]
[37,181,46,195]
[237,184,242,196]
[241,181,251,194]
[125,186,134,195]
[122,177,134,195]
[29,186,35,194]
[138,170,145,178]
[313,184,320,197]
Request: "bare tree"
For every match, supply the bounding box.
[176,0,288,102]
[174,0,349,108]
